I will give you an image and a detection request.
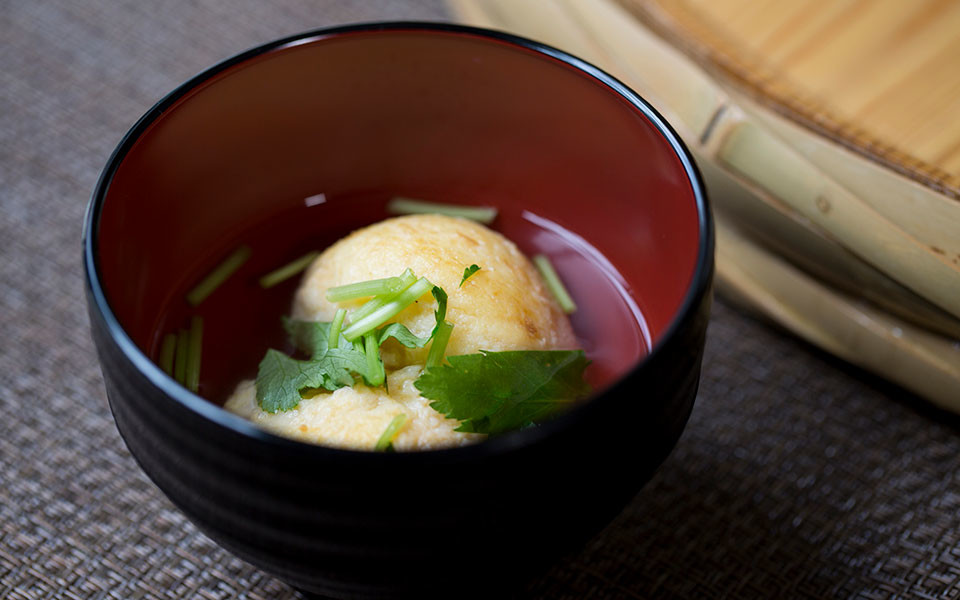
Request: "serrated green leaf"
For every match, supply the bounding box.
[256,326,370,412]
[284,317,353,358]
[323,347,372,381]
[256,350,345,413]
[415,350,591,434]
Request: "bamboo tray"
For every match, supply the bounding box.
[628,0,960,200]
[449,0,960,410]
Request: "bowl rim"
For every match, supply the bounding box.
[83,21,713,464]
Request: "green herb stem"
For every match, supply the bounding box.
[173,329,189,384]
[328,308,346,350]
[326,275,406,303]
[425,321,454,368]
[374,414,408,451]
[363,332,385,387]
[259,250,319,289]
[387,198,497,224]
[342,277,433,341]
[348,269,417,321]
[187,245,251,306]
[185,316,203,393]
[350,293,396,323]
[159,333,177,375]
[533,254,577,314]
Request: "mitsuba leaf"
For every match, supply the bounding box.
[324,347,372,379]
[284,317,350,358]
[430,286,448,339]
[256,349,355,412]
[432,286,447,322]
[376,322,431,348]
[460,264,481,287]
[257,320,370,412]
[415,350,591,434]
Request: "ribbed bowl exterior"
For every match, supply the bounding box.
[83,22,714,598]
[86,281,710,598]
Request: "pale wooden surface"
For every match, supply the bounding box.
[621,0,960,197]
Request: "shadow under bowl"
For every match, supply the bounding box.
[84,22,713,599]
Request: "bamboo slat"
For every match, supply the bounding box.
[716,217,960,413]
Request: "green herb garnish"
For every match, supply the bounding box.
[387,198,498,224]
[326,273,408,303]
[375,414,408,451]
[257,319,380,412]
[185,316,203,393]
[429,286,447,334]
[173,329,189,384]
[259,250,319,289]
[348,270,417,322]
[186,245,251,306]
[363,331,385,388]
[254,326,397,412]
[159,333,177,376]
[416,350,591,434]
[328,308,346,350]
[284,317,342,358]
[256,350,355,412]
[341,277,433,341]
[160,318,203,392]
[256,271,445,412]
[533,254,576,314]
[425,321,454,368]
[376,322,431,348]
[254,266,591,437]
[460,264,481,287]
[424,285,453,367]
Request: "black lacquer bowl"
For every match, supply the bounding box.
[84,23,713,598]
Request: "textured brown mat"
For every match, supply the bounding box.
[3,1,960,598]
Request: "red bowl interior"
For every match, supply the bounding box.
[95,26,703,398]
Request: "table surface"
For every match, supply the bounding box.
[3,2,959,598]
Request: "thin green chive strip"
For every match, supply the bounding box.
[387,198,497,224]
[363,332,385,387]
[342,277,434,342]
[374,414,408,451]
[186,245,251,306]
[326,275,406,303]
[259,250,319,289]
[185,316,203,393]
[173,329,189,384]
[348,269,417,322]
[159,333,177,375]
[425,321,454,368]
[328,308,346,350]
[533,254,577,314]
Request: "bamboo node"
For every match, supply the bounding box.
[815,195,831,214]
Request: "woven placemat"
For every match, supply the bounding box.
[3,2,960,598]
